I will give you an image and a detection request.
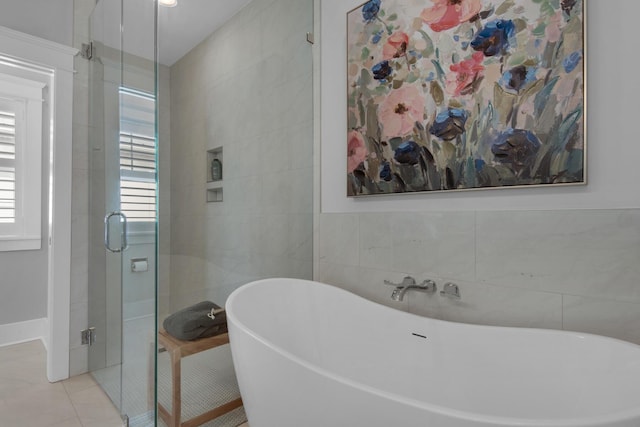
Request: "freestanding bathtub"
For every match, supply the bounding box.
[226,278,640,427]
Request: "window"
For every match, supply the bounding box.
[0,73,45,251]
[119,88,156,224]
[0,108,16,224]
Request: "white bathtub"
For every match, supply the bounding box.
[226,278,640,427]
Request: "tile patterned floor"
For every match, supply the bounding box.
[0,340,123,427]
[0,339,249,427]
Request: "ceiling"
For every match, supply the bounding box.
[97,0,252,67]
[158,0,253,66]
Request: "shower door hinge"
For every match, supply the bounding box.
[81,327,96,346]
[80,42,93,60]
[306,32,314,44]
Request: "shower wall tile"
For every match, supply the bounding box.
[476,210,640,303]
[70,259,89,306]
[358,213,395,271]
[261,72,313,134]
[70,214,89,261]
[169,184,205,220]
[357,211,475,280]
[170,215,207,257]
[69,347,89,378]
[317,209,640,345]
[318,213,359,267]
[73,1,93,46]
[73,80,89,133]
[563,295,640,345]
[257,214,314,260]
[262,169,314,215]
[69,301,89,350]
[400,212,474,280]
[169,0,314,315]
[408,279,563,330]
[260,0,311,44]
[169,255,207,295]
[258,123,314,176]
[71,124,89,173]
[316,262,364,295]
[70,178,89,218]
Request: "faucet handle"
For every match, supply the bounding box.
[417,279,437,293]
[384,276,416,287]
[440,282,461,299]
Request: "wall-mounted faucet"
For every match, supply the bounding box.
[440,282,461,300]
[384,276,437,301]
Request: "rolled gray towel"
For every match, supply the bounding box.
[163,301,227,341]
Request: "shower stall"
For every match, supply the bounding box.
[85,0,315,425]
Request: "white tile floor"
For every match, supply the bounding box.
[0,340,123,427]
[0,339,250,427]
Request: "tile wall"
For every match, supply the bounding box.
[168,0,314,312]
[317,209,640,345]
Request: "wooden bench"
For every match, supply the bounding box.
[155,329,243,427]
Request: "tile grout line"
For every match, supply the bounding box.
[62,381,86,427]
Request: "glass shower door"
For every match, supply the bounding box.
[88,0,158,425]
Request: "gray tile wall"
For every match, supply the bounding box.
[317,209,640,345]
[168,0,314,312]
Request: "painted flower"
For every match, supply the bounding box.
[420,0,482,32]
[372,60,393,81]
[394,141,421,165]
[561,0,577,15]
[471,19,515,57]
[500,65,537,93]
[362,0,381,22]
[446,51,485,96]
[347,130,368,173]
[382,31,409,59]
[430,108,468,140]
[563,51,583,73]
[378,85,425,139]
[491,129,541,174]
[372,30,384,44]
[379,161,393,181]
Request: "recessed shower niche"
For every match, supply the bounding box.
[206,147,223,202]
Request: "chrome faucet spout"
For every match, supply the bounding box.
[391,286,408,301]
[387,278,437,301]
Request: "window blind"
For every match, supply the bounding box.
[119,132,156,222]
[0,111,16,224]
[120,133,156,173]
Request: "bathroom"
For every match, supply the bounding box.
[0,0,639,426]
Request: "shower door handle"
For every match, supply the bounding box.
[104,211,129,253]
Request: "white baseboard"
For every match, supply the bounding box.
[0,318,48,348]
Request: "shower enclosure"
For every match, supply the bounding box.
[85,0,315,425]
[87,0,158,424]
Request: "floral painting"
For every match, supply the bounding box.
[347,0,585,196]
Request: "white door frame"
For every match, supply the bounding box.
[0,26,77,382]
